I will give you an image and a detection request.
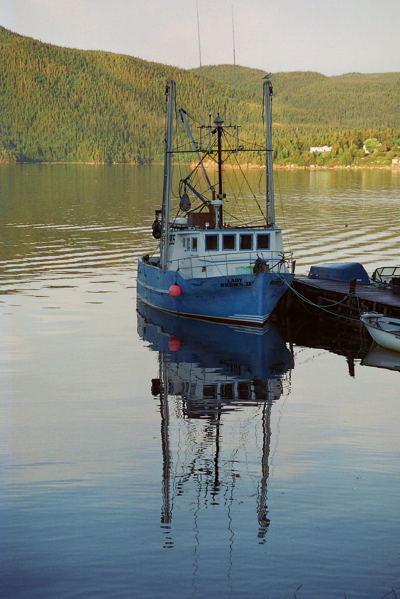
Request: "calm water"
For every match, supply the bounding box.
[1,165,400,599]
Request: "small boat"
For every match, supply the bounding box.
[360,312,400,353]
[308,262,370,284]
[136,76,294,327]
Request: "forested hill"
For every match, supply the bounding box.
[0,26,237,163]
[1,26,399,165]
[193,66,400,128]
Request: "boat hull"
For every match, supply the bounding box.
[363,325,400,353]
[137,258,293,326]
[360,313,400,353]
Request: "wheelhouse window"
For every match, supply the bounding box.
[191,237,198,251]
[257,234,270,249]
[221,383,234,399]
[205,235,219,251]
[222,234,235,250]
[204,385,217,399]
[238,381,251,400]
[239,234,253,250]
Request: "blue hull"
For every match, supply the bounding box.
[137,258,293,326]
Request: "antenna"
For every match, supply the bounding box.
[196,0,202,68]
[196,0,205,118]
[231,2,238,143]
[231,3,236,69]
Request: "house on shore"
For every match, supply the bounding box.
[310,145,332,153]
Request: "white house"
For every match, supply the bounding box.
[310,145,332,153]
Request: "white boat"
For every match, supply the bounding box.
[136,76,294,327]
[360,312,400,353]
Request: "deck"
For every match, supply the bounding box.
[283,276,400,321]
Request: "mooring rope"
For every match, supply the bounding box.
[278,274,363,323]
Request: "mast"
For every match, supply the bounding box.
[159,354,173,548]
[263,75,275,227]
[257,400,272,542]
[211,408,222,501]
[161,80,176,269]
[213,114,224,228]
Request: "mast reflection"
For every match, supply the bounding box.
[137,301,294,547]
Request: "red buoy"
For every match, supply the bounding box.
[168,336,181,352]
[168,284,182,297]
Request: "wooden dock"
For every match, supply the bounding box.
[282,276,400,322]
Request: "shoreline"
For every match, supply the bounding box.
[0,160,399,170]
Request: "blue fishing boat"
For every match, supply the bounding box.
[137,76,294,326]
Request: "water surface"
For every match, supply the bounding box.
[1,165,400,598]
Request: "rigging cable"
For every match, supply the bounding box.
[225,131,265,220]
[277,274,363,323]
[220,127,262,221]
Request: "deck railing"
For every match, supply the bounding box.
[166,251,293,279]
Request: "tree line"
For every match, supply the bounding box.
[0,26,399,166]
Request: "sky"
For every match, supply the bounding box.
[1,0,399,75]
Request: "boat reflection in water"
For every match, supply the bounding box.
[362,344,400,373]
[137,301,294,548]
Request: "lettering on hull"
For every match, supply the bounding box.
[220,277,252,288]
